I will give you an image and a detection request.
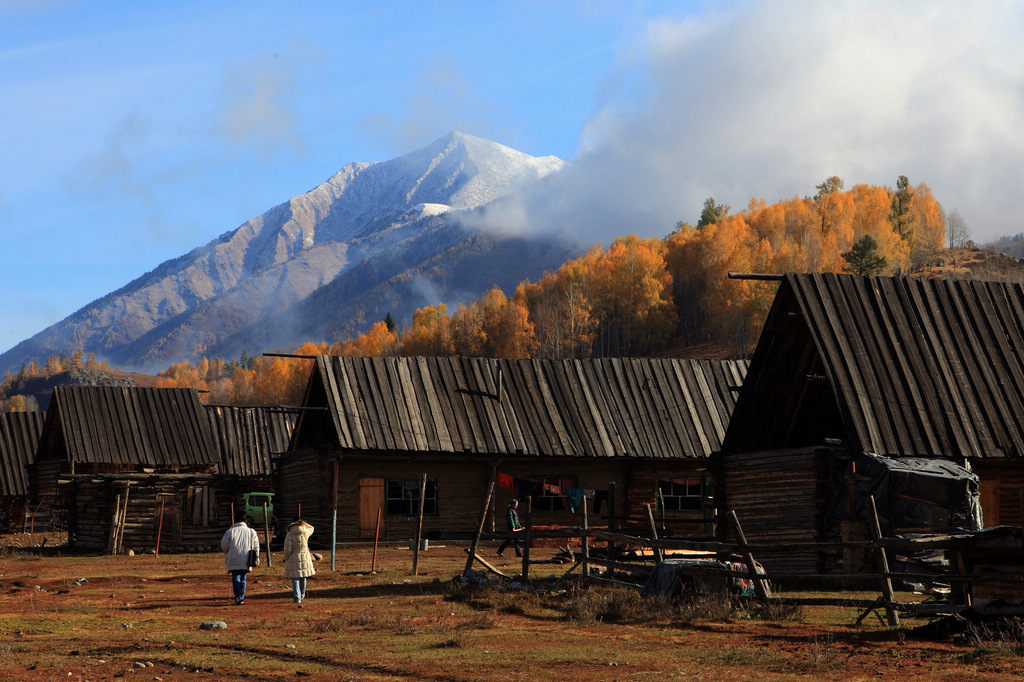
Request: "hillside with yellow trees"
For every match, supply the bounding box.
[5,175,1018,411]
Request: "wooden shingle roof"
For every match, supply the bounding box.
[723,273,1024,459]
[293,356,748,458]
[38,387,219,469]
[0,411,45,496]
[205,405,299,476]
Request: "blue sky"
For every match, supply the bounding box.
[1,1,1022,356]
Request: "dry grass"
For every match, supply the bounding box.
[0,534,1022,680]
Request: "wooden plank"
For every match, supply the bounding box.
[414,357,454,452]
[492,359,531,454]
[570,359,616,456]
[394,358,429,451]
[879,278,960,456]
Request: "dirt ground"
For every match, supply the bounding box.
[1,532,1022,681]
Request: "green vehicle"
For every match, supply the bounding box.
[243,492,277,529]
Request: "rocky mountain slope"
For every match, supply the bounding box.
[0,132,578,375]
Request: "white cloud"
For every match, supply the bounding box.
[470,1,1024,244]
[215,42,313,159]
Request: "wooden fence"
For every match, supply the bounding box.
[450,489,1024,625]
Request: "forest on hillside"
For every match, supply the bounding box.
[0,176,976,410]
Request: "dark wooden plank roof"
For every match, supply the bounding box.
[723,273,1024,459]
[205,405,299,476]
[294,356,748,458]
[38,387,219,468]
[0,411,45,496]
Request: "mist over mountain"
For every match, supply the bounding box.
[0,132,578,375]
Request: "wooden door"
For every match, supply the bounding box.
[359,478,385,539]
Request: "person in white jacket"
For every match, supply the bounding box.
[221,519,260,605]
[282,519,315,604]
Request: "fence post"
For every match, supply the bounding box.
[262,502,273,568]
[581,495,589,580]
[412,473,427,576]
[521,496,532,583]
[867,495,900,627]
[728,510,771,599]
[464,481,495,577]
[645,503,663,563]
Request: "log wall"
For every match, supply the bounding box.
[276,452,716,543]
[63,474,241,552]
[720,447,835,574]
[971,460,1024,527]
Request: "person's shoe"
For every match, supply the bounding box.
[496,551,503,557]
[234,597,245,605]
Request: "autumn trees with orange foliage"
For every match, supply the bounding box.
[3,175,949,410]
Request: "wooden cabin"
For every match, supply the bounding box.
[32,386,229,551]
[0,411,45,531]
[717,273,1024,574]
[277,356,747,544]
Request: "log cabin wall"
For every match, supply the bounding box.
[719,447,834,574]
[625,461,716,537]
[28,458,66,530]
[276,453,717,542]
[971,460,1024,527]
[62,474,239,552]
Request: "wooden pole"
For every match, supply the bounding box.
[29,492,49,535]
[581,495,590,580]
[331,459,339,572]
[120,485,131,553]
[728,510,772,599]
[464,481,496,577]
[656,487,665,530]
[230,502,235,525]
[867,496,900,627]
[412,473,427,575]
[262,502,272,568]
[371,506,382,573]
[645,503,664,563]
[106,494,122,555]
[464,548,512,578]
[155,499,165,557]
[521,495,532,583]
[607,482,616,559]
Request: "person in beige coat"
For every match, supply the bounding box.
[282,519,315,603]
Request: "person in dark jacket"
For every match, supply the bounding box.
[497,498,523,557]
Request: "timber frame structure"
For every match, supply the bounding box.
[278,356,747,543]
[0,410,45,530]
[717,273,1024,574]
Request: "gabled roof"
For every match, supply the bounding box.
[0,411,45,496]
[38,387,218,469]
[205,405,299,476]
[292,356,748,458]
[723,273,1024,459]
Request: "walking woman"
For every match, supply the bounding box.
[282,519,315,604]
[221,518,259,605]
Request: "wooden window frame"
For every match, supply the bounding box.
[657,477,704,513]
[528,476,576,513]
[385,478,438,516]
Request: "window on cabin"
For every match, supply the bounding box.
[657,477,704,512]
[528,476,576,512]
[386,479,438,515]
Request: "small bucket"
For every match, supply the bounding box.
[408,538,429,551]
